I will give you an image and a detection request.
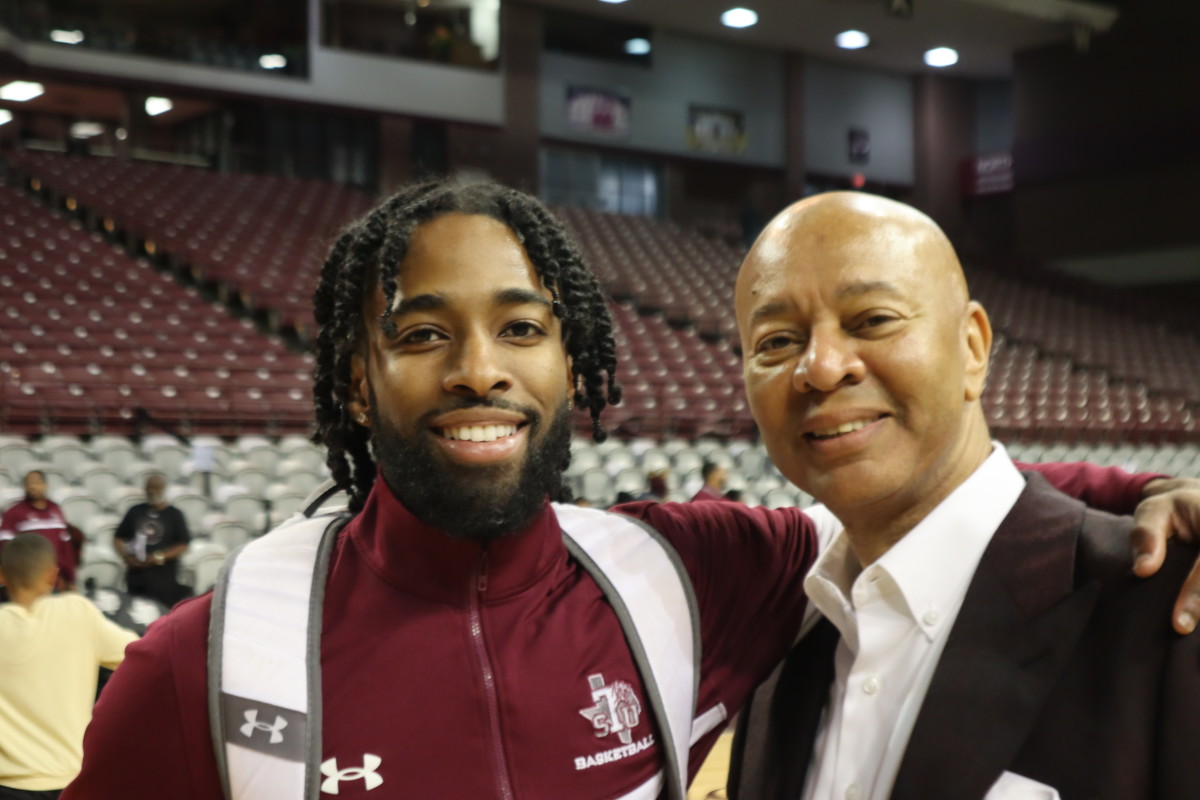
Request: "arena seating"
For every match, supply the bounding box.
[4,430,1199,596]
[0,432,330,592]
[4,150,373,334]
[0,182,314,435]
[2,149,1196,444]
[605,303,754,439]
[555,204,743,341]
[557,203,1198,443]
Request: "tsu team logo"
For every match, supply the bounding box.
[578,673,642,744]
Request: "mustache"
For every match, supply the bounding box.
[413,397,542,428]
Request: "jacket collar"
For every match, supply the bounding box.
[889,472,1099,799]
[343,475,569,608]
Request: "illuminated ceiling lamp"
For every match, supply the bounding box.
[836,30,870,49]
[144,96,173,116]
[624,38,651,55]
[0,81,44,102]
[49,29,85,45]
[70,121,104,139]
[259,54,288,69]
[0,110,13,126]
[721,7,758,28]
[923,46,958,67]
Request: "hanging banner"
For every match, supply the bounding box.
[848,127,870,164]
[686,105,747,155]
[566,86,632,138]
[961,151,1014,196]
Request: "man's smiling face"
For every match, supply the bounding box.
[349,212,575,539]
[735,193,992,529]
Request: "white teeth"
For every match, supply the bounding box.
[444,424,518,442]
[812,419,872,438]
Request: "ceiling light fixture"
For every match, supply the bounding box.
[259,54,288,69]
[597,0,629,4]
[624,38,651,55]
[924,46,958,67]
[0,81,44,102]
[836,30,870,49]
[0,110,12,126]
[144,96,173,116]
[70,122,104,139]
[721,7,758,28]
[49,29,85,45]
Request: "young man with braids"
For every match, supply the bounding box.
[64,180,1200,800]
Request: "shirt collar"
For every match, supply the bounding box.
[343,474,569,607]
[805,443,1026,643]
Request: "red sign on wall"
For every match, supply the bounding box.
[961,151,1013,196]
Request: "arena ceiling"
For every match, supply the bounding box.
[530,0,1124,78]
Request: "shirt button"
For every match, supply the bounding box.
[862,676,881,695]
[923,609,941,627]
[845,783,862,800]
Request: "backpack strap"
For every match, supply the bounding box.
[210,491,698,800]
[554,503,700,800]
[208,482,348,800]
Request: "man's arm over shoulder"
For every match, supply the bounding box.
[64,593,222,800]
[612,500,819,625]
[1023,461,1161,513]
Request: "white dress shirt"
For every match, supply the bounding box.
[800,444,1026,800]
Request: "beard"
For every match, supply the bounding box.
[370,399,572,540]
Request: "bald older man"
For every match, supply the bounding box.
[729,193,1200,800]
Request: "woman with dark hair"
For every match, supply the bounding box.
[0,471,76,592]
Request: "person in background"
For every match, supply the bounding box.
[113,475,191,608]
[0,472,75,592]
[639,467,671,502]
[0,534,137,799]
[691,461,731,503]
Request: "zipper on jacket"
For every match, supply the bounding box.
[469,549,515,800]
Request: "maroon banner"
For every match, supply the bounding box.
[961,151,1013,196]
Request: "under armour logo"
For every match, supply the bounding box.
[579,673,642,744]
[321,754,384,795]
[240,709,287,744]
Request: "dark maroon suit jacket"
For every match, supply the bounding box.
[730,472,1200,800]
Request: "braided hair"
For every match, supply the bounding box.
[312,178,622,512]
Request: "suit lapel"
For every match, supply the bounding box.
[890,474,1101,800]
[732,616,840,800]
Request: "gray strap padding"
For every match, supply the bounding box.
[208,498,346,800]
[555,503,700,800]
